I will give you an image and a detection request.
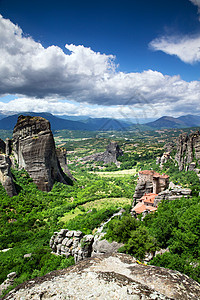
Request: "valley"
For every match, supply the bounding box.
[0,119,200,297]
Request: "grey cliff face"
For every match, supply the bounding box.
[3,253,200,300]
[56,148,75,181]
[12,115,68,192]
[175,130,200,171]
[82,141,123,165]
[0,154,17,197]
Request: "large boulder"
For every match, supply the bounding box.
[12,115,69,192]
[3,253,200,299]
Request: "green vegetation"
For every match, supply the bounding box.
[0,164,134,294]
[1,127,200,295]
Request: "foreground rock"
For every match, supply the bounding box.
[3,253,200,299]
[12,115,70,192]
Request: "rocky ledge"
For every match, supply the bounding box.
[3,253,200,299]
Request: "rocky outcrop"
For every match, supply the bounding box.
[50,229,123,263]
[133,179,153,203]
[0,139,6,154]
[12,115,69,192]
[0,272,16,297]
[56,147,75,181]
[91,239,123,256]
[156,152,171,169]
[50,229,94,263]
[82,141,123,165]
[0,155,17,197]
[175,130,200,171]
[154,182,192,206]
[3,253,200,299]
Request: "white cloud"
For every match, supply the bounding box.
[149,0,200,64]
[189,0,200,18]
[1,14,200,117]
[149,35,200,64]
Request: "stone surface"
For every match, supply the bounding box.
[56,147,75,182]
[50,229,93,263]
[12,115,69,192]
[175,130,200,171]
[154,183,191,206]
[3,253,200,300]
[82,141,123,165]
[0,139,6,154]
[156,152,171,169]
[0,154,17,197]
[92,239,123,256]
[0,272,16,297]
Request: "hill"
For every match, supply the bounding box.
[145,115,200,129]
[0,112,131,131]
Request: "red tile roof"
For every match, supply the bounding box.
[133,193,158,214]
[139,170,169,179]
[138,193,158,204]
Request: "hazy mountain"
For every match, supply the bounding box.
[55,115,90,121]
[145,116,186,129]
[0,112,91,131]
[0,112,131,131]
[177,115,200,127]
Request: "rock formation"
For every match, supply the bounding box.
[0,272,17,297]
[156,152,171,169]
[0,138,6,154]
[82,141,123,165]
[56,147,75,181]
[154,182,192,206]
[0,154,17,197]
[175,130,200,171]
[12,115,69,192]
[133,170,169,203]
[50,229,94,263]
[50,229,122,263]
[3,253,200,299]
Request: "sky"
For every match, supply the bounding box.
[0,0,200,121]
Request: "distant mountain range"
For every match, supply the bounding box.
[0,112,131,131]
[145,115,200,129]
[0,111,200,131]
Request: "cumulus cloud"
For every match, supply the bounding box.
[1,14,200,116]
[149,35,200,64]
[189,0,200,18]
[149,0,200,64]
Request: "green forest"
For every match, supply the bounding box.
[0,130,200,296]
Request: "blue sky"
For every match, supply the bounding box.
[0,0,200,120]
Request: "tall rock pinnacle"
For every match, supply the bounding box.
[12,115,69,192]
